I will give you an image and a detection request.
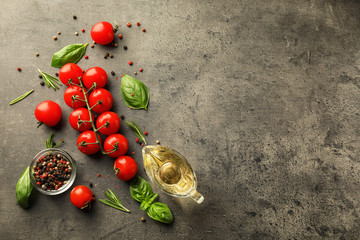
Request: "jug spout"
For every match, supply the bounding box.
[189,190,204,204]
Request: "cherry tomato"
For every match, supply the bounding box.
[104,134,129,158]
[35,100,62,127]
[90,22,114,45]
[70,185,94,209]
[69,108,94,132]
[83,67,108,89]
[89,88,113,114]
[63,86,87,109]
[95,111,120,135]
[59,63,83,86]
[77,130,102,155]
[113,156,137,181]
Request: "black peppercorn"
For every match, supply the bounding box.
[111,71,115,76]
[123,46,128,50]
[73,15,77,20]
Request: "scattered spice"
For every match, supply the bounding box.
[132,152,135,155]
[107,175,109,178]
[81,28,85,33]
[114,43,118,47]
[40,81,45,86]
[130,107,133,109]
[58,32,61,35]
[35,53,39,57]
[121,74,124,77]
[39,75,42,79]
[156,140,160,144]
[127,22,132,27]
[55,73,59,77]
[141,143,144,146]
[17,67,21,72]
[135,138,139,143]
[106,53,110,57]
[151,82,154,85]
[97,174,101,177]
[115,185,119,188]
[120,115,125,120]
[128,61,133,65]
[123,46,128,50]
[73,15,77,20]
[142,28,146,32]
[139,68,143,72]
[144,131,148,136]
[116,77,119,80]
[104,55,108,59]
[53,36,57,40]
[90,44,94,48]
[141,217,146,222]
[131,93,134,96]
[93,41,96,44]
[109,54,113,58]
[84,55,89,59]
[111,71,115,76]
[89,183,93,188]
[134,72,137,75]
[136,22,141,26]
[119,34,123,39]
[75,32,78,36]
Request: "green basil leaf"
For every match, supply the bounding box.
[51,43,89,68]
[121,74,149,110]
[140,193,158,211]
[146,202,174,224]
[16,166,33,209]
[130,176,153,202]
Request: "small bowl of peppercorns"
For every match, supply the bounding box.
[29,148,76,195]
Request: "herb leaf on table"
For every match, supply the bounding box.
[120,74,149,110]
[51,43,88,68]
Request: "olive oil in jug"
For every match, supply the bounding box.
[142,145,204,204]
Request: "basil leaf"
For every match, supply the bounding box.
[51,43,88,68]
[146,202,174,224]
[140,193,158,211]
[130,176,153,202]
[16,166,33,209]
[121,74,149,110]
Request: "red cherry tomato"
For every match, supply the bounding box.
[89,88,113,114]
[59,63,83,86]
[95,111,120,135]
[77,130,102,155]
[63,86,87,109]
[113,156,137,181]
[83,67,108,89]
[104,134,129,158]
[35,100,62,127]
[90,22,114,45]
[69,108,94,132]
[70,185,94,209]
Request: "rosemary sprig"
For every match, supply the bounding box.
[45,132,64,148]
[126,120,147,145]
[9,89,34,105]
[38,69,62,91]
[99,189,130,212]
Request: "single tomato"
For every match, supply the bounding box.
[77,130,101,155]
[70,185,94,210]
[64,85,87,109]
[96,111,120,135]
[114,156,137,181]
[83,67,108,89]
[90,22,114,45]
[69,108,94,132]
[35,100,62,127]
[59,63,83,86]
[104,134,129,158]
[88,88,113,114]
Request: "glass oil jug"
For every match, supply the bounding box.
[142,145,204,204]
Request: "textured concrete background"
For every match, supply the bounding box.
[1,0,360,239]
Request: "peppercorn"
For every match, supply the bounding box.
[53,36,57,40]
[111,71,115,76]
[55,73,59,77]
[134,72,137,75]
[128,61,133,65]
[123,45,128,50]
[132,152,135,155]
[141,143,144,146]
[73,15,77,20]
[135,138,139,143]
[75,32,78,36]
[84,55,89,59]
[40,81,45,86]
[119,34,123,39]
[139,68,143,72]
[120,115,124,120]
[97,174,101,177]
[81,28,85,33]
[144,131,148,136]
[17,67,21,72]
[104,55,108,59]
[142,28,146,32]
[141,217,146,222]
[156,140,160,144]
[93,41,96,44]
[90,44,94,48]
[114,43,118,47]
[109,54,113,58]
[127,22,131,27]
[58,32,61,35]
[35,53,39,57]
[89,183,93,188]
[106,53,110,57]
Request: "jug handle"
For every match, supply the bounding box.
[189,190,204,204]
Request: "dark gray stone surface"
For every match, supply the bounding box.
[1,0,360,239]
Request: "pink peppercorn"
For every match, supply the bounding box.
[128,61,133,65]
[84,55,89,59]
[119,34,123,39]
